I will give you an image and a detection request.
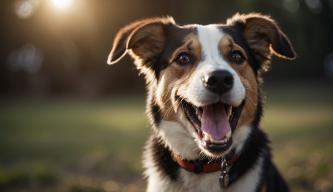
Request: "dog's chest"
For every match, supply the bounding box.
[180,171,222,192]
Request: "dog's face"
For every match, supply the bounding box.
[108,14,295,158]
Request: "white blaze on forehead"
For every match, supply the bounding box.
[196,25,226,63]
[195,24,234,73]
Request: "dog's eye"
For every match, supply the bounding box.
[229,50,245,64]
[175,52,193,66]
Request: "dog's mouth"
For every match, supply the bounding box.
[179,98,244,154]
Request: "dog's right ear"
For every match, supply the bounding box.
[107,17,175,65]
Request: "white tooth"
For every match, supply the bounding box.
[212,138,226,144]
[226,130,232,138]
[203,132,211,140]
[202,131,232,144]
[197,109,202,119]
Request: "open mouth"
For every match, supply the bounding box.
[179,97,244,154]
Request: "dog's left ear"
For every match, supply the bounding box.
[227,13,296,63]
[107,17,175,65]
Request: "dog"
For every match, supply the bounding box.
[107,13,296,192]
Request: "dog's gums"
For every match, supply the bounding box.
[179,97,243,154]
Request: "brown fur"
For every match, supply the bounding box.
[226,13,296,72]
[108,17,175,70]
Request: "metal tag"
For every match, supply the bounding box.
[219,158,230,188]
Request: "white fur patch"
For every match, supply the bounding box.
[180,171,221,192]
[227,156,263,192]
[232,125,252,154]
[158,120,201,160]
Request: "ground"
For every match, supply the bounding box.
[0,83,332,192]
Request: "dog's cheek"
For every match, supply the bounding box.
[155,69,182,121]
[232,63,258,127]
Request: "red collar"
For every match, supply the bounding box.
[172,152,239,174]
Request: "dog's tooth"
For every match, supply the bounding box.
[228,106,232,117]
[211,135,232,144]
[226,130,232,138]
[211,138,225,144]
[196,108,203,119]
[196,109,202,119]
[203,132,210,140]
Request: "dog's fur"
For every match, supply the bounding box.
[107,13,296,192]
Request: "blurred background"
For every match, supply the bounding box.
[0,0,332,191]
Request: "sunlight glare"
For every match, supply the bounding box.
[51,0,74,10]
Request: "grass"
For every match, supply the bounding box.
[0,84,332,192]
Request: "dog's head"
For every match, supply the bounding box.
[108,13,296,159]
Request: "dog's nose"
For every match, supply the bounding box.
[202,70,234,95]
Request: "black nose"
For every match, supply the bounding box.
[202,70,234,95]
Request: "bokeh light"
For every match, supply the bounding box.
[15,0,40,19]
[7,44,43,74]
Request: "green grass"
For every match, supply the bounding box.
[0,85,332,192]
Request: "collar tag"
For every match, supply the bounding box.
[219,158,230,188]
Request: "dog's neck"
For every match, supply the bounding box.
[171,148,239,187]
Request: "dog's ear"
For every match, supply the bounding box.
[107,17,175,65]
[227,13,296,66]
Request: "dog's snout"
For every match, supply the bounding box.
[202,70,234,95]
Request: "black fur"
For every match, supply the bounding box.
[148,135,180,180]
[260,158,289,192]
[150,102,162,127]
[146,87,162,127]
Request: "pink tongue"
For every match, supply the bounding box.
[201,103,231,140]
